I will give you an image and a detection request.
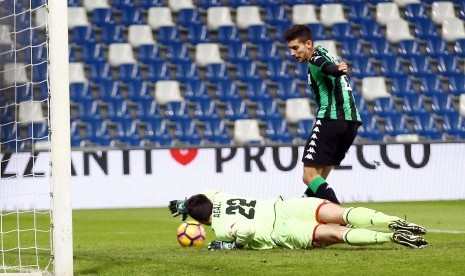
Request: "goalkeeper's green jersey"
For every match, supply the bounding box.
[308,46,361,122]
[202,190,281,250]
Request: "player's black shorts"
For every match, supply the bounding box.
[301,119,361,166]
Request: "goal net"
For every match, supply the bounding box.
[0,0,72,275]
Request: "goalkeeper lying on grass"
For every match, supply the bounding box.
[169,190,428,250]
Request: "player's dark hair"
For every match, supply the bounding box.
[282,24,313,43]
[185,194,213,223]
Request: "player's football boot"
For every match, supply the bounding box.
[388,220,427,235]
[392,232,428,249]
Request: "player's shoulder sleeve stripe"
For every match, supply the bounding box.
[309,52,330,67]
[309,56,329,68]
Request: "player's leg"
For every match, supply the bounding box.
[317,203,427,235]
[321,166,334,179]
[302,165,334,194]
[301,120,342,203]
[315,224,428,249]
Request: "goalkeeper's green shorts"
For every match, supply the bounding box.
[271,197,329,249]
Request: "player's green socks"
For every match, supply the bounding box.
[343,207,401,227]
[343,228,393,246]
[307,177,340,205]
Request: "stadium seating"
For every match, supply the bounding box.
[265,117,294,143]
[233,119,264,145]
[358,114,383,141]
[127,80,151,102]
[145,118,173,146]
[174,118,203,145]
[224,98,250,121]
[255,98,281,120]
[384,114,410,137]
[135,99,161,122]
[128,25,155,47]
[115,120,144,146]
[30,0,465,147]
[86,119,113,146]
[236,6,264,29]
[207,7,234,30]
[285,98,314,123]
[193,98,220,121]
[203,118,231,145]
[291,4,318,24]
[184,79,210,102]
[148,7,174,29]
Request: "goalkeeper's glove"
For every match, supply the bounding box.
[208,240,238,251]
[168,199,188,221]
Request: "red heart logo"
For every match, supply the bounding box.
[170,149,198,166]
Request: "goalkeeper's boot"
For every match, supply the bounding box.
[388,220,427,236]
[392,232,428,249]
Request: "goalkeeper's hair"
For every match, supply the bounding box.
[185,194,213,223]
[282,24,313,43]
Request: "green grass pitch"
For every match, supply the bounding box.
[3,201,465,275]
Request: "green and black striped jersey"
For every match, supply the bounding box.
[307,46,361,122]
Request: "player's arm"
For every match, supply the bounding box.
[230,222,255,247]
[321,61,347,77]
[208,222,255,250]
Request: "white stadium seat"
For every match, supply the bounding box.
[148,7,175,29]
[395,134,420,143]
[285,98,314,123]
[3,63,29,86]
[128,25,155,48]
[292,4,319,24]
[68,7,89,30]
[0,25,12,44]
[442,18,465,42]
[386,19,414,43]
[432,1,457,24]
[83,0,109,12]
[361,77,390,101]
[320,4,347,27]
[233,119,264,145]
[207,7,234,30]
[154,80,183,105]
[236,6,264,29]
[19,102,45,123]
[68,62,87,83]
[168,0,195,12]
[34,7,47,30]
[108,43,136,67]
[376,2,401,25]
[195,43,224,66]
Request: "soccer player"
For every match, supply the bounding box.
[169,190,428,250]
[283,24,362,204]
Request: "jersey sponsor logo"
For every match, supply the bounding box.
[305,153,314,160]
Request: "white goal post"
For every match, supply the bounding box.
[48,0,73,275]
[0,0,73,275]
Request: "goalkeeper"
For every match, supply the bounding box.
[169,190,428,250]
